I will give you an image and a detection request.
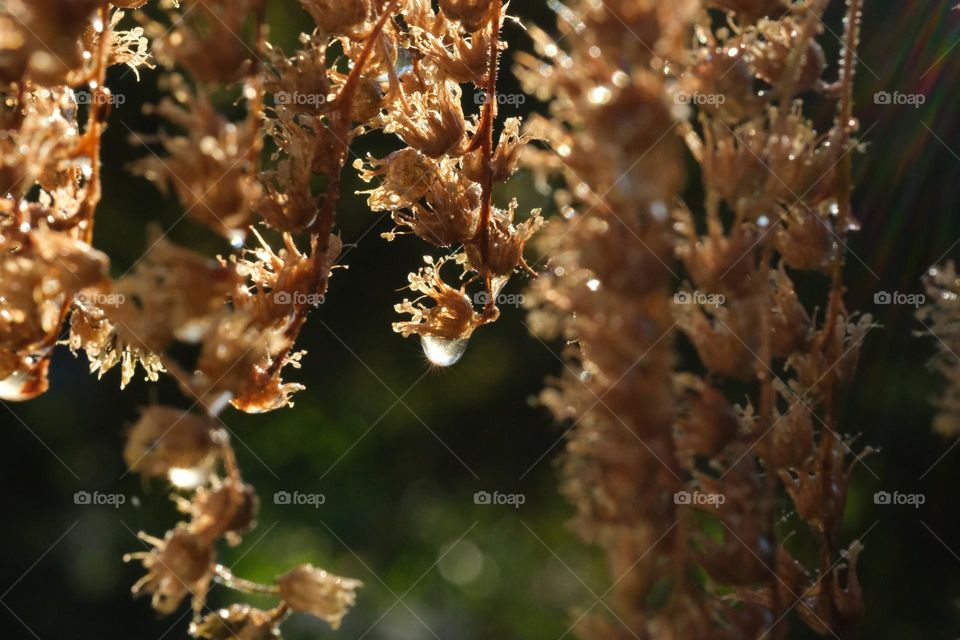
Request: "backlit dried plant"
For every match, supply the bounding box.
[1,0,538,636]
[2,0,888,636]
[521,0,872,637]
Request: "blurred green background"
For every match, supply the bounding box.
[2,2,960,639]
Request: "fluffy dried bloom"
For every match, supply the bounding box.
[192,605,282,640]
[394,256,480,341]
[0,226,109,398]
[276,564,362,629]
[123,406,221,480]
[125,526,215,615]
[355,148,437,212]
[462,117,535,184]
[180,478,258,545]
[68,295,166,388]
[410,9,497,85]
[384,79,466,158]
[465,200,543,276]
[389,156,480,246]
[194,313,302,412]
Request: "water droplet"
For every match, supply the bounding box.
[757,215,770,228]
[586,278,600,291]
[421,335,469,367]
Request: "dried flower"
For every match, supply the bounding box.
[123,406,221,480]
[125,526,215,615]
[192,605,283,640]
[276,564,362,629]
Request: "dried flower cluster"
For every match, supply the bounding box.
[522,0,872,637]
[352,0,543,364]
[1,0,540,636]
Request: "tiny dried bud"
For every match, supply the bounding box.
[125,527,215,615]
[123,406,220,479]
[192,605,281,640]
[185,479,258,545]
[276,564,362,629]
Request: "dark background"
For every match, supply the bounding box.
[2,1,959,638]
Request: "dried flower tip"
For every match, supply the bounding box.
[276,564,362,629]
[123,406,221,481]
[192,604,282,640]
[183,478,258,546]
[384,80,466,158]
[125,527,215,615]
[465,201,543,276]
[355,149,436,211]
[462,118,536,184]
[393,256,481,342]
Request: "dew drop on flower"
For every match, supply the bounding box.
[421,335,469,367]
